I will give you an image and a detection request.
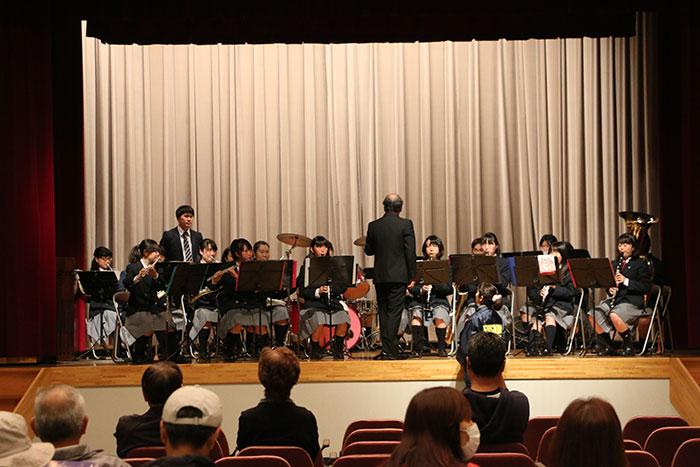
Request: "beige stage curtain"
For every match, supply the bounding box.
[82,14,658,270]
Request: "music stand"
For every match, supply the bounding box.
[449,254,499,288]
[512,256,561,334]
[153,261,191,361]
[567,257,616,356]
[304,255,355,355]
[503,251,542,285]
[411,260,451,354]
[75,271,119,361]
[237,260,294,354]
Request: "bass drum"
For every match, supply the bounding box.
[287,300,300,334]
[319,304,362,350]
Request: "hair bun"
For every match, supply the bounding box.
[493,294,502,301]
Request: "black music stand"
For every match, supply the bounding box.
[449,254,499,288]
[512,256,561,327]
[237,260,293,354]
[412,260,451,354]
[304,255,355,355]
[75,271,119,361]
[154,261,192,361]
[567,257,616,356]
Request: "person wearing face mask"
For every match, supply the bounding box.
[385,386,480,467]
[462,331,529,447]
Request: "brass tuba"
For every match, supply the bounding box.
[618,210,660,280]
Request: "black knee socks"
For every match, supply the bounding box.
[544,325,556,349]
[274,324,288,347]
[436,328,447,352]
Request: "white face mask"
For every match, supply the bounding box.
[461,422,481,459]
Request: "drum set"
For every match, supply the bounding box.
[277,232,380,352]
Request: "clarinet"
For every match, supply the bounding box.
[610,254,624,307]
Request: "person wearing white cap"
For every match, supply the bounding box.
[0,411,54,467]
[144,386,223,467]
[31,384,130,467]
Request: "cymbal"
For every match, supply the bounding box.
[277,233,312,248]
[353,235,367,247]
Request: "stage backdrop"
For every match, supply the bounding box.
[82,15,658,269]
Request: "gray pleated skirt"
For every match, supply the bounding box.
[527,305,574,330]
[87,310,117,342]
[408,304,451,326]
[270,305,289,323]
[189,307,219,339]
[298,308,350,340]
[218,307,268,337]
[589,300,641,333]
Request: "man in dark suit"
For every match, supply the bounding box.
[235,347,319,460]
[114,362,183,457]
[159,205,203,263]
[365,193,416,359]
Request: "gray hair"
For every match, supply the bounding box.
[33,384,86,444]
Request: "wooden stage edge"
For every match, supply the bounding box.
[5,356,682,388]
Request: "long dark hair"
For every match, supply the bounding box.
[385,387,471,467]
[481,232,500,255]
[230,238,253,262]
[550,397,627,467]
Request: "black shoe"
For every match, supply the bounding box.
[526,345,539,357]
[540,346,552,357]
[438,349,448,357]
[622,343,636,356]
[373,352,408,360]
[310,342,323,360]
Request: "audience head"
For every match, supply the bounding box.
[383,193,404,213]
[475,282,503,311]
[31,385,87,447]
[539,234,558,253]
[142,362,183,406]
[550,397,626,467]
[422,235,444,260]
[387,387,479,466]
[471,237,483,255]
[481,232,500,256]
[258,347,300,401]
[160,386,222,456]
[175,205,195,231]
[466,331,506,379]
[0,411,54,466]
[91,246,113,271]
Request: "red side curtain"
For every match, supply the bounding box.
[0,5,58,358]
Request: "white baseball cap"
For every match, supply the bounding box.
[0,411,55,466]
[162,386,223,428]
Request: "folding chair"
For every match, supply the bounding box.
[565,288,588,355]
[535,426,557,467]
[638,285,662,355]
[624,439,644,450]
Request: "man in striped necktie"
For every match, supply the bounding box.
[160,205,204,263]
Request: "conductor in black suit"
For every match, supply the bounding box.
[365,193,416,359]
[159,205,203,263]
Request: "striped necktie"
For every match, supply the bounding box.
[183,232,192,262]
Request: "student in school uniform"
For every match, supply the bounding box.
[405,235,452,357]
[85,247,119,348]
[123,239,166,364]
[296,236,349,360]
[481,232,513,328]
[188,239,221,360]
[216,238,268,360]
[589,233,652,356]
[254,240,291,348]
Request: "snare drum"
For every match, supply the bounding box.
[319,304,362,350]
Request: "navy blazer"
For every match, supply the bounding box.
[160,227,203,263]
[610,256,652,308]
[364,211,416,284]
